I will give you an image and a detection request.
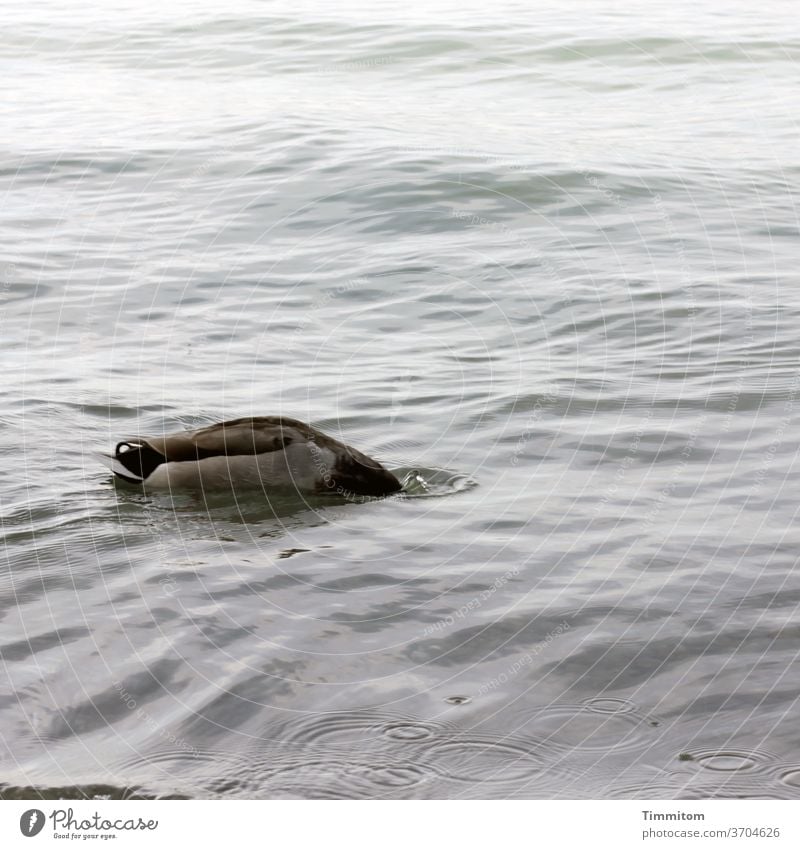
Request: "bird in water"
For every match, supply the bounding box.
[99,416,403,498]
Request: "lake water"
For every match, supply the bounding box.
[2,0,800,799]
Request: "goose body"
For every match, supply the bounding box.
[100,416,402,497]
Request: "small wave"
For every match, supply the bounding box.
[270,709,458,752]
[678,747,777,773]
[518,702,663,754]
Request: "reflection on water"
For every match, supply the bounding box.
[3,0,800,801]
[5,704,799,799]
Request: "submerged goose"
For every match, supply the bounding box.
[100,416,403,497]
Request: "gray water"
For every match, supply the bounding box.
[2,0,800,799]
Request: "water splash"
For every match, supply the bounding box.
[398,468,477,498]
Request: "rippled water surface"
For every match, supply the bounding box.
[2,0,800,799]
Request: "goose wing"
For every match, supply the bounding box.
[145,416,313,460]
